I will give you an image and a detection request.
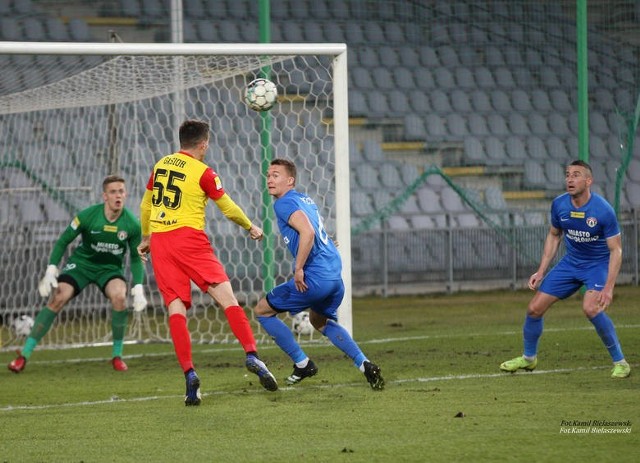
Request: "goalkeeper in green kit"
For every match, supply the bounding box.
[8,175,148,373]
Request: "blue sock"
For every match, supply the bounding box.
[523,315,543,358]
[257,316,307,364]
[589,312,624,362]
[321,320,367,368]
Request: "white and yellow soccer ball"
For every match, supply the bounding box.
[11,314,34,337]
[292,311,313,336]
[244,78,278,112]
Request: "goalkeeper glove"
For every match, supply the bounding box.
[38,264,59,297]
[131,284,148,312]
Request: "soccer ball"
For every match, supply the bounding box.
[292,311,313,336]
[11,314,34,337]
[244,78,278,112]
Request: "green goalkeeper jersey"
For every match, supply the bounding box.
[49,203,144,285]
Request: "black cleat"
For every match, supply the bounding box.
[363,361,385,390]
[286,359,318,385]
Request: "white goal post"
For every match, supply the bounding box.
[0,41,352,349]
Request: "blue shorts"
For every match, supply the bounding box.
[266,277,344,321]
[539,257,609,299]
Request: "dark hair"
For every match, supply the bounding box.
[179,120,210,149]
[102,175,125,191]
[271,158,297,180]
[569,160,593,176]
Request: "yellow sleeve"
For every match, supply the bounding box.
[214,193,252,230]
[139,189,153,235]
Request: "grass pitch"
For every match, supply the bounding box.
[1,286,639,462]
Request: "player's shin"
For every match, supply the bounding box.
[257,315,307,363]
[321,319,367,367]
[111,309,128,358]
[22,307,58,358]
[169,313,194,372]
[224,305,257,353]
[523,315,543,359]
[590,312,625,362]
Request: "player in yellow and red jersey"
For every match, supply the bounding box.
[138,119,277,405]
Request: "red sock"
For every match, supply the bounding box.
[169,313,194,373]
[224,305,257,354]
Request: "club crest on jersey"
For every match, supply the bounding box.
[586,217,597,227]
[118,231,128,240]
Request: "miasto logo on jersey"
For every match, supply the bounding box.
[586,217,597,228]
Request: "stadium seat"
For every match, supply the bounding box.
[454,67,475,89]
[0,18,21,41]
[323,22,345,42]
[484,136,508,165]
[400,195,421,214]
[367,91,390,115]
[379,163,404,189]
[523,160,546,189]
[446,113,468,138]
[345,22,365,44]
[413,68,435,90]
[475,67,496,88]
[550,89,572,112]
[408,90,431,113]
[487,114,509,136]
[528,112,550,135]
[417,188,442,213]
[511,89,533,112]
[362,139,385,162]
[441,188,467,212]
[399,163,420,185]
[548,112,571,136]
[403,114,427,141]
[531,89,553,112]
[468,114,490,137]
[350,190,375,217]
[494,67,516,88]
[388,216,411,231]
[419,46,440,67]
[398,47,420,67]
[505,136,528,164]
[388,90,409,116]
[424,114,447,139]
[490,89,512,112]
[430,89,451,112]
[364,22,386,44]
[545,160,566,189]
[68,18,92,41]
[463,136,486,164]
[384,22,405,43]
[451,89,472,112]
[508,112,529,135]
[433,67,455,89]
[372,67,395,90]
[393,67,416,91]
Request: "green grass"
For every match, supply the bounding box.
[2,286,639,462]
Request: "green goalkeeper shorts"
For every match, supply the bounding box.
[59,261,125,296]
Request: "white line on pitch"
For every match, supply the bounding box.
[1,364,634,413]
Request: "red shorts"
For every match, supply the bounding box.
[150,227,229,309]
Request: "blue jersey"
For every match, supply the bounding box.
[273,189,342,280]
[549,192,620,265]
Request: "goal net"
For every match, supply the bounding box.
[0,42,351,350]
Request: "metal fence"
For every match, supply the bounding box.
[351,209,640,296]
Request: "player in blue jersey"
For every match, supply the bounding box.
[500,160,630,378]
[252,158,384,389]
